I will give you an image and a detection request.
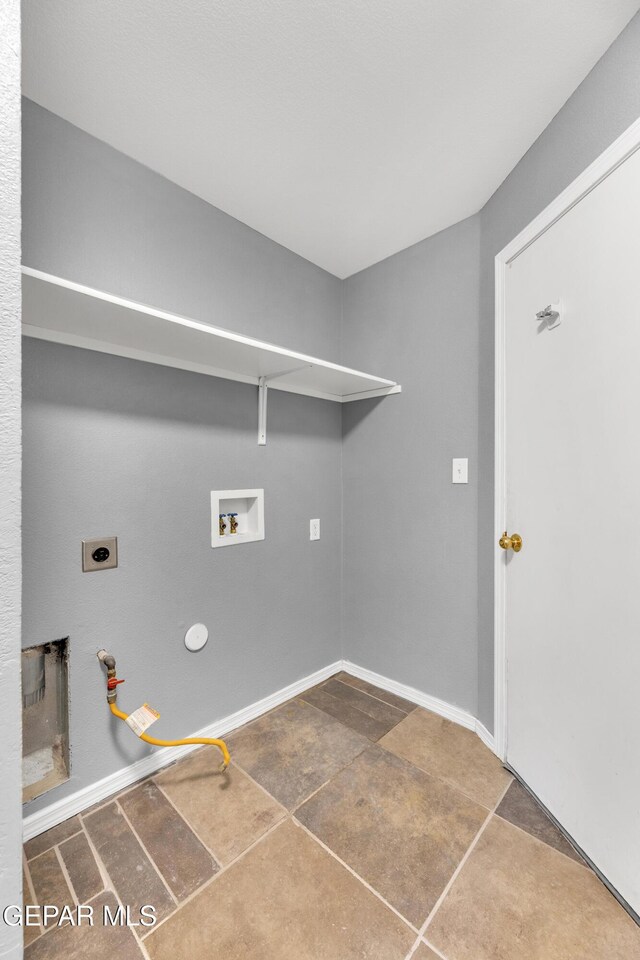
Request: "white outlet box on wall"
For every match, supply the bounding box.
[211,489,264,547]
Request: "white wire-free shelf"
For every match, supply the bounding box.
[22,267,401,406]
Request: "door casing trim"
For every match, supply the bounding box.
[493,113,640,760]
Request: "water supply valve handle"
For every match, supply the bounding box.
[107,677,125,690]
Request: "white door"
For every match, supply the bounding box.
[502,141,640,915]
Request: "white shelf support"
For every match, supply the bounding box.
[258,376,268,445]
[258,365,312,444]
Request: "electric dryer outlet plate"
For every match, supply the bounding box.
[82,537,118,571]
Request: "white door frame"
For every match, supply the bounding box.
[493,114,640,761]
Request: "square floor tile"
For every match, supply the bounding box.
[144,820,414,960]
[322,678,406,727]
[380,708,512,808]
[155,749,285,865]
[24,818,82,860]
[225,699,369,809]
[334,673,416,714]
[58,831,103,903]
[23,865,41,946]
[25,892,143,960]
[427,816,640,960]
[83,803,175,923]
[296,746,487,926]
[300,685,392,740]
[28,850,73,914]
[496,779,583,863]
[118,780,217,899]
[413,945,440,960]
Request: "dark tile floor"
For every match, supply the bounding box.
[22,673,640,959]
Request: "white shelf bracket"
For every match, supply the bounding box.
[257,365,312,444]
[258,376,268,445]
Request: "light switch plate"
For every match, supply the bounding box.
[452,458,469,484]
[310,519,320,541]
[82,537,118,571]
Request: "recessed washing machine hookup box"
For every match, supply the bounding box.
[211,489,264,547]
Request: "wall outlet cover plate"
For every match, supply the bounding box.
[82,537,118,571]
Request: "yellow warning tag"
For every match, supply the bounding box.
[125,703,161,737]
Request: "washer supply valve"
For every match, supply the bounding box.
[96,649,230,771]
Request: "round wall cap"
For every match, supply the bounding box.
[185,622,208,652]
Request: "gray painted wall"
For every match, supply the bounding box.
[0,0,23,953]
[22,100,342,361]
[22,8,640,821]
[343,7,640,730]
[341,216,481,714]
[22,101,343,814]
[475,9,640,728]
[341,10,640,731]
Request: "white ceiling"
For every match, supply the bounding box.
[23,1,639,278]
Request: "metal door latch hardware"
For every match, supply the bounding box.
[536,302,561,329]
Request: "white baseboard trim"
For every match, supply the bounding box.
[343,659,476,728]
[342,660,497,753]
[475,720,497,754]
[23,658,497,840]
[22,659,343,841]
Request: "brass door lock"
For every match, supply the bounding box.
[499,531,523,552]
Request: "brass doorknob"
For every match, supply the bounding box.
[499,531,523,552]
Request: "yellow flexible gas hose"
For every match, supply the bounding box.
[109,702,230,770]
[97,650,230,771]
